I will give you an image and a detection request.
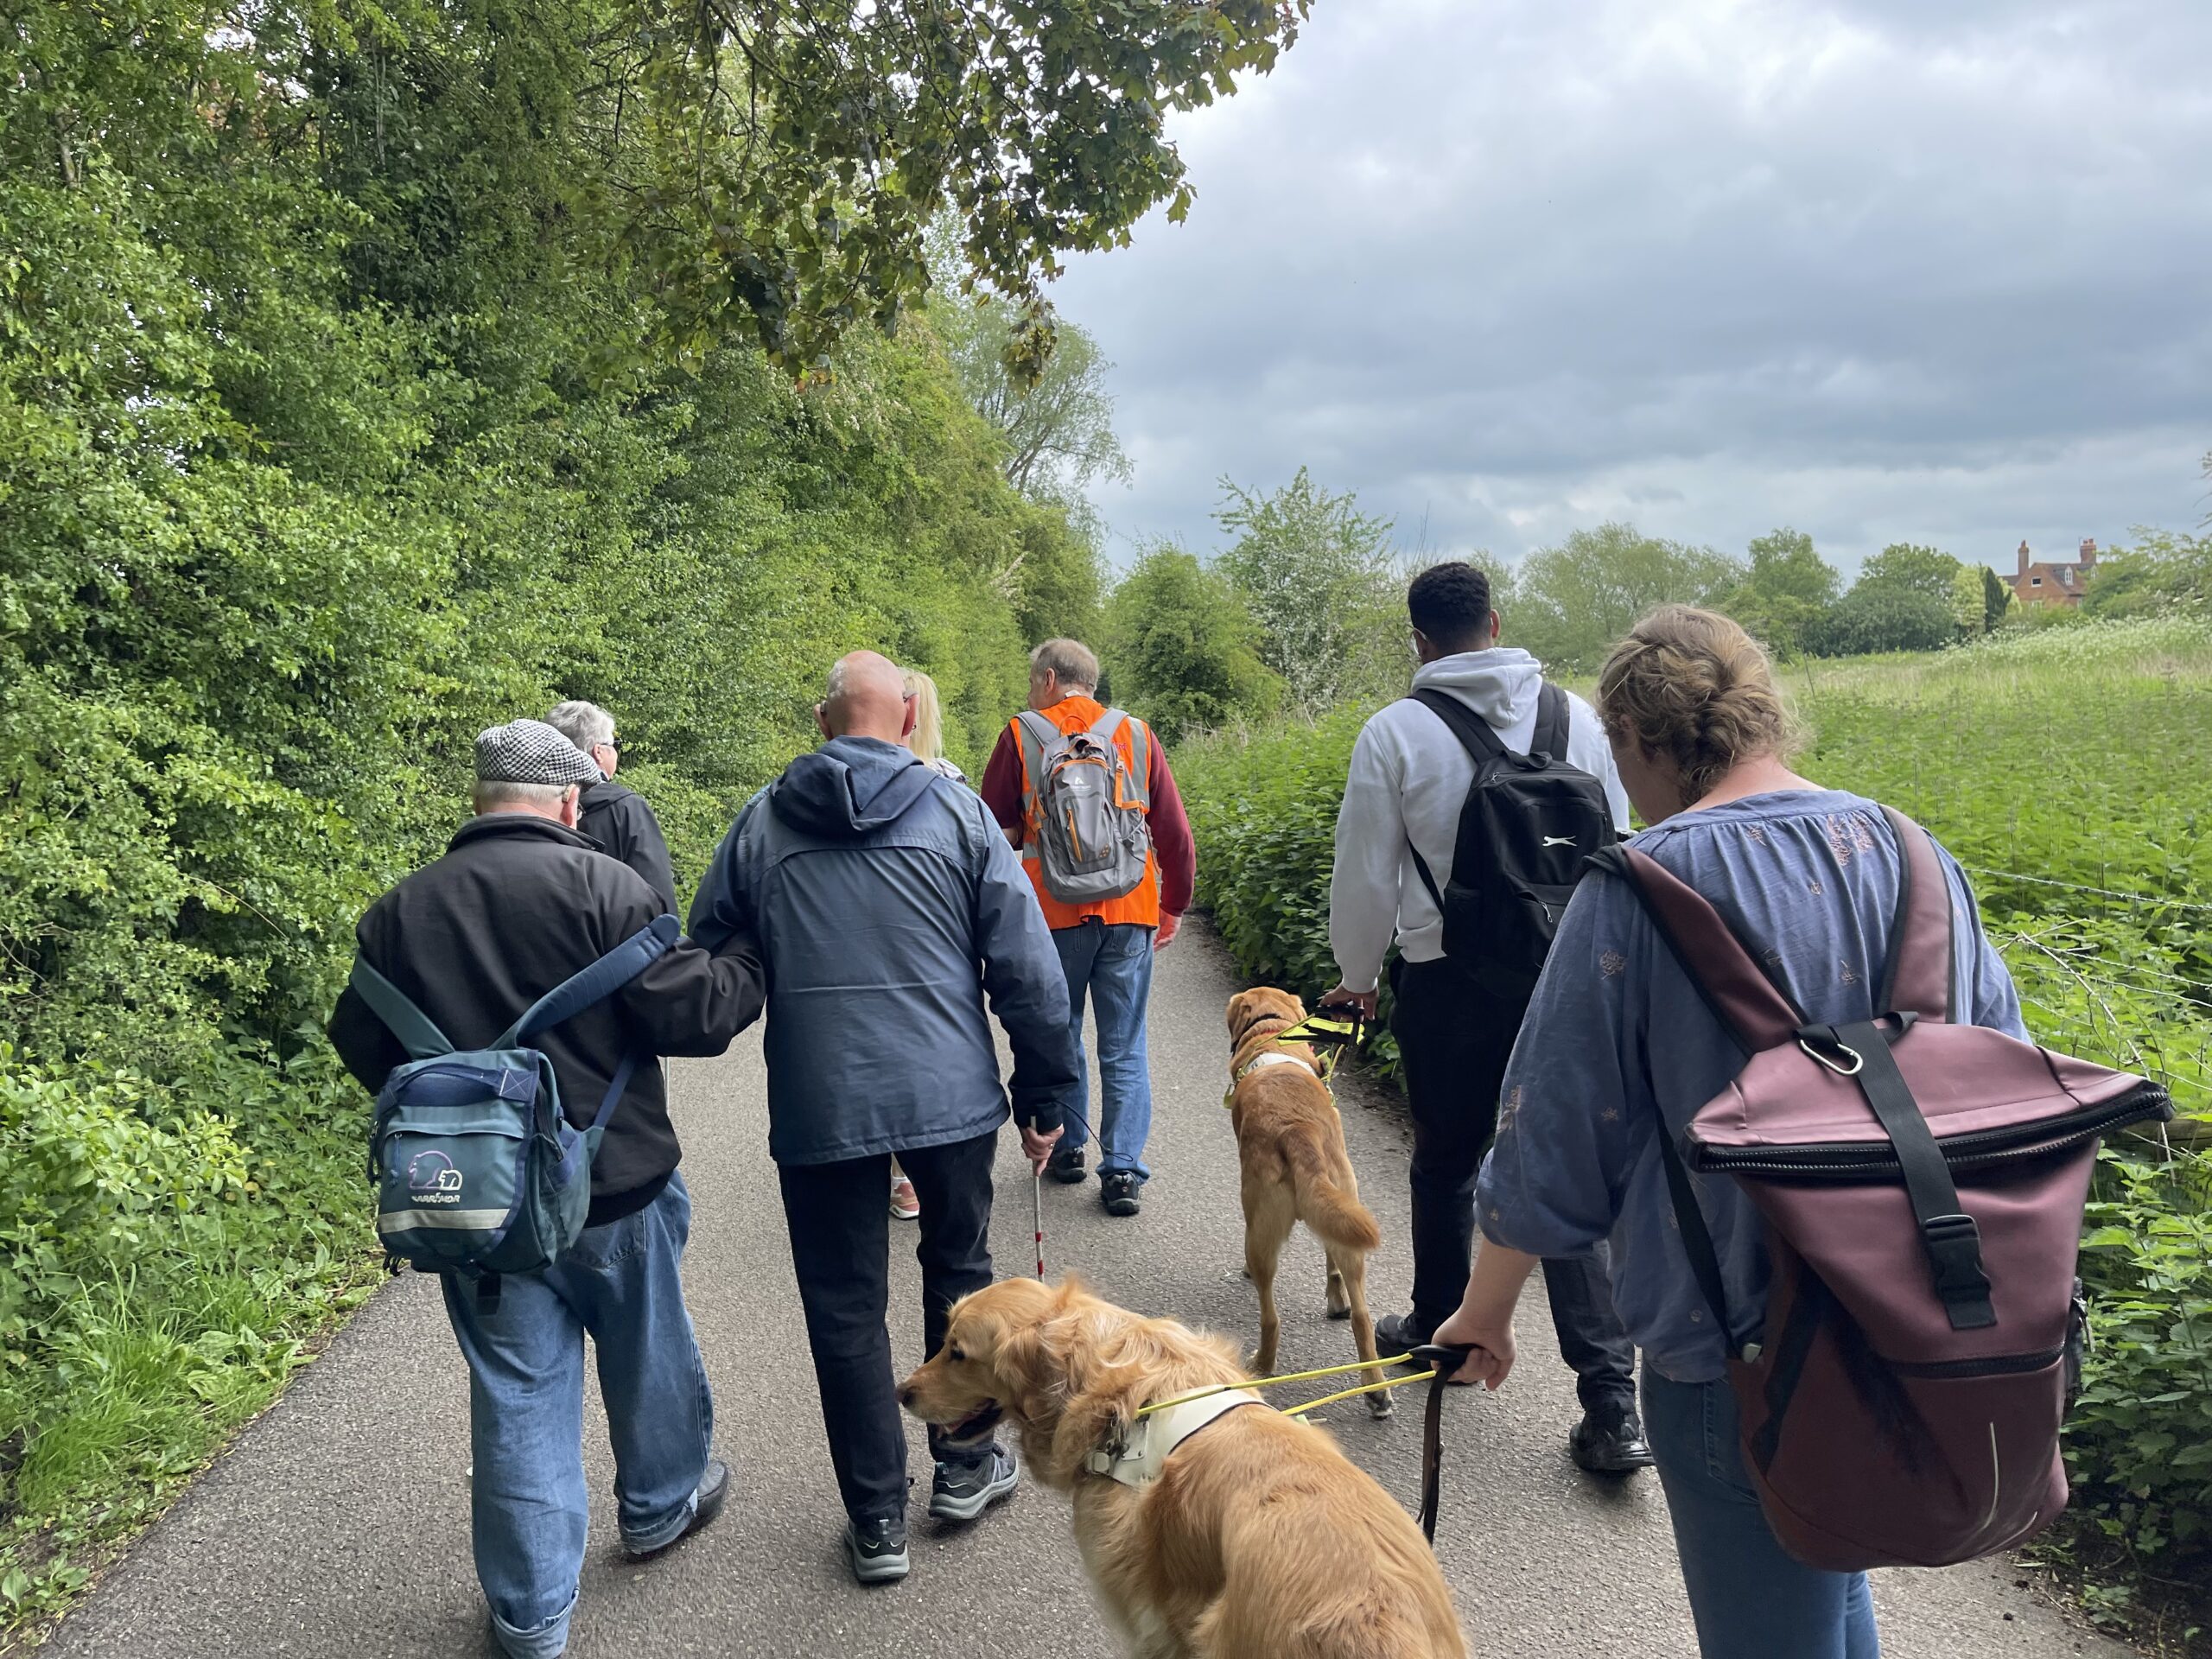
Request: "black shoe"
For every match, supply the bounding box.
[845,1514,911,1584]
[624,1458,730,1559]
[1570,1402,1656,1476]
[1100,1171,1141,1217]
[1046,1145,1087,1185]
[1376,1313,1433,1367]
[929,1444,1020,1522]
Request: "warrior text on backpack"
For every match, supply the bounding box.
[346,916,678,1281]
[1592,810,2171,1571]
[1014,708,1154,906]
[1406,682,1615,998]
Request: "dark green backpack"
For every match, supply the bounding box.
[347,916,677,1281]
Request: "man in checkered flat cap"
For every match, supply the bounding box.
[328,718,766,1659]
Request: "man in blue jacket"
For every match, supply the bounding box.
[689,651,1076,1586]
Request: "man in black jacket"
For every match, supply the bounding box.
[546,699,676,912]
[328,718,765,1659]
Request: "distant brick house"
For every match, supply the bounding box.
[2009,538,2098,607]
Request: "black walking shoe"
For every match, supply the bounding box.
[1100,1171,1141,1217]
[624,1458,730,1559]
[1376,1313,1433,1365]
[928,1445,1020,1522]
[1570,1402,1656,1476]
[1046,1145,1087,1185]
[845,1514,911,1584]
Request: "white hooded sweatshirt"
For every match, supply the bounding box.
[1328,649,1630,992]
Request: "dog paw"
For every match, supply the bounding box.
[1366,1392,1396,1421]
[1325,1303,1352,1320]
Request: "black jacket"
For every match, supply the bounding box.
[328,814,764,1223]
[579,779,677,913]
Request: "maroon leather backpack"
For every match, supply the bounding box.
[1594,807,2171,1571]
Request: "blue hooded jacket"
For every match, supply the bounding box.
[689,735,1077,1166]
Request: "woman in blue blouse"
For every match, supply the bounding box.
[1433,607,2024,1659]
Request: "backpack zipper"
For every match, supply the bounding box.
[1887,1345,2063,1380]
[1690,1083,2170,1180]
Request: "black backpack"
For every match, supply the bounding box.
[1405,683,1617,999]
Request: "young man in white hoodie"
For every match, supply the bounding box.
[1322,562,1652,1476]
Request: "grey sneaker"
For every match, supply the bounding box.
[928,1445,1020,1522]
[623,1458,730,1560]
[845,1515,910,1584]
[1100,1171,1141,1217]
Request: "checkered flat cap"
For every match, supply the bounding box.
[475,719,606,786]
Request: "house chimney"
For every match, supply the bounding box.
[2079,537,2097,566]
[2018,539,2031,578]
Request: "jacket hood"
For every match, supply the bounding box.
[1412,648,1543,728]
[770,735,938,838]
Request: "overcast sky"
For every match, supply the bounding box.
[1052,0,2212,578]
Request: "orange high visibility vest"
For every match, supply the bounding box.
[1012,697,1162,931]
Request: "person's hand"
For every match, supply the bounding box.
[1154,912,1182,950]
[1319,983,1379,1020]
[1429,1303,1516,1391]
[1019,1122,1064,1174]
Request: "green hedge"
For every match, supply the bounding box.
[1174,620,2212,1603]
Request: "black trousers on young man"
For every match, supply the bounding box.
[778,1127,1001,1523]
[1391,954,1638,1414]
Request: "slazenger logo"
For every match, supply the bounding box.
[1541,835,1576,849]
[405,1150,466,1205]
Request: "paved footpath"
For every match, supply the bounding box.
[50,920,2128,1658]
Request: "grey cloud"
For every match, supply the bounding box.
[1054,0,2212,575]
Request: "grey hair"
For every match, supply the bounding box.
[545,699,615,753]
[473,779,578,814]
[1029,638,1099,694]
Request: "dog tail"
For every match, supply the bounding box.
[1285,1126,1382,1253]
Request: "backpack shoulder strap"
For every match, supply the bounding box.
[1408,688,1506,763]
[1878,806,1954,1022]
[1583,844,1802,1052]
[1013,709,1061,788]
[1531,682,1572,763]
[1090,709,1152,809]
[499,914,681,1048]
[348,956,454,1061]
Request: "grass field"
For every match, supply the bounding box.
[1176,614,2212,1649]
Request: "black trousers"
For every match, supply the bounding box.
[1391,955,1638,1413]
[779,1128,999,1523]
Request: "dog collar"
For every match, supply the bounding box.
[1085,1390,1265,1489]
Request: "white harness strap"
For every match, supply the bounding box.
[1234,1048,1320,1086]
[1085,1390,1266,1489]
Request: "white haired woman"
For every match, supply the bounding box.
[882,668,966,1220]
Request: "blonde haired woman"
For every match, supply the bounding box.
[885,669,966,1220]
[1433,607,2026,1657]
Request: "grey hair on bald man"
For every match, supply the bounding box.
[545,699,616,754]
[1029,638,1099,695]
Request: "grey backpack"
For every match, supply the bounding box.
[1014,709,1154,905]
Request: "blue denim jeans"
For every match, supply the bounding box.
[441,1173,715,1659]
[1051,919,1154,1179]
[1643,1371,1880,1659]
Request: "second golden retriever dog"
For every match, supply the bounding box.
[1223,986,1389,1411]
[899,1278,1466,1659]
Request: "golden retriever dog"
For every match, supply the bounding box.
[900,1278,1466,1659]
[1224,987,1388,1411]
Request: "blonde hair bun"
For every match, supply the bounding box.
[1596,606,1798,808]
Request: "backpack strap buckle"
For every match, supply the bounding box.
[1920,1213,1995,1328]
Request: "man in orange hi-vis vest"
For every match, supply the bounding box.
[978,639,1196,1217]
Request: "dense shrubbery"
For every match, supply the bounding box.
[1177,618,2212,1610]
[0,2,1175,1626]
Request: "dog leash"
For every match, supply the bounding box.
[1033,1168,1046,1282]
[1410,1344,1472,1543]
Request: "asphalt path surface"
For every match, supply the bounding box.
[49,919,2128,1658]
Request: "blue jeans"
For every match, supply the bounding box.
[1052,919,1155,1179]
[441,1173,715,1659]
[1643,1371,1880,1659]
